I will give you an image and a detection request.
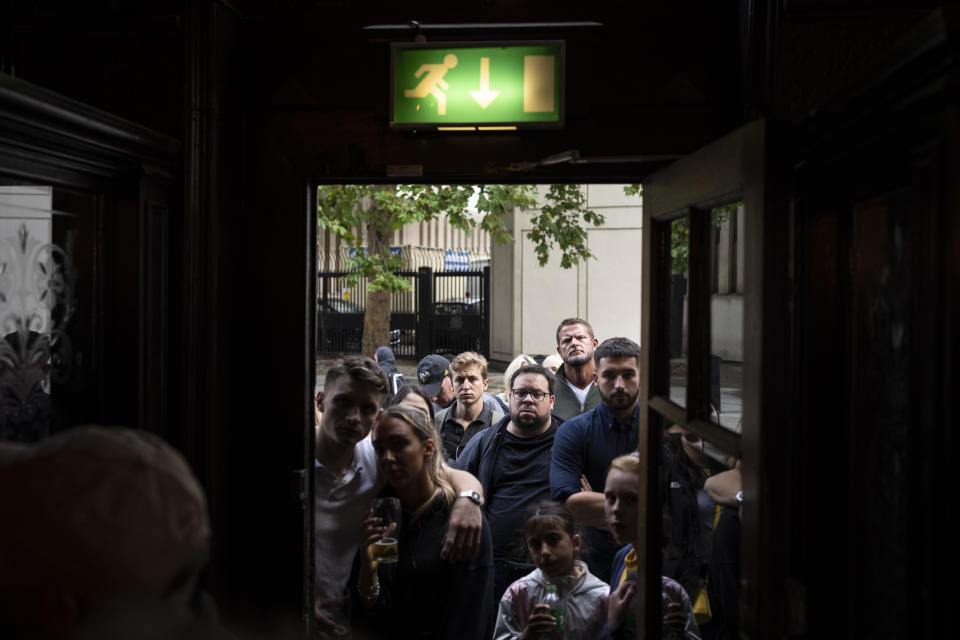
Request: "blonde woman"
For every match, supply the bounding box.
[358,405,495,639]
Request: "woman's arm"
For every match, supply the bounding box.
[356,508,388,609]
[704,468,741,507]
[565,490,609,528]
[442,465,485,562]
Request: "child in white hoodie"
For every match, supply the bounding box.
[494,501,609,640]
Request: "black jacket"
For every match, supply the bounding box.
[367,494,495,640]
[456,413,564,499]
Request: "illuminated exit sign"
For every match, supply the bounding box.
[390,42,565,131]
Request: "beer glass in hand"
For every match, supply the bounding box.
[370,497,400,564]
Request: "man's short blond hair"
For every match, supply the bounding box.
[450,351,488,380]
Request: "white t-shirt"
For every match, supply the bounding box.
[314,435,384,599]
[564,377,593,408]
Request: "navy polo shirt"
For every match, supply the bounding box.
[549,402,640,503]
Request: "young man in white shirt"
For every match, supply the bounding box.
[314,355,485,635]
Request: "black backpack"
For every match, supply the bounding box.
[383,371,406,407]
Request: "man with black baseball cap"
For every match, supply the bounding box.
[418,354,456,411]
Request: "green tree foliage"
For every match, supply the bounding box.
[317,184,605,355]
[622,184,739,274]
[528,184,606,269]
[667,206,736,274]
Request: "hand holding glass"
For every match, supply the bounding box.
[371,497,401,564]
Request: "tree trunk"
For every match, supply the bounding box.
[362,289,392,357]
[361,214,393,357]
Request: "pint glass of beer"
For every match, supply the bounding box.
[371,497,401,563]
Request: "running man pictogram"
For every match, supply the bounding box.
[403,54,458,116]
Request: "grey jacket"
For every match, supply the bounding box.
[552,364,602,420]
[494,561,609,640]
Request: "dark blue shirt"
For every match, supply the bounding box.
[549,402,640,503]
[549,402,639,583]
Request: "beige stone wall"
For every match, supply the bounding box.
[707,203,744,361]
[492,184,643,361]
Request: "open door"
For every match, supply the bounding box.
[636,119,791,639]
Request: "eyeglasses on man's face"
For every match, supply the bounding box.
[511,389,549,402]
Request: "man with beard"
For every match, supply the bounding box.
[549,337,642,583]
[552,318,602,419]
[452,364,562,601]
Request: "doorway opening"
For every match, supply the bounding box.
[307,180,653,637]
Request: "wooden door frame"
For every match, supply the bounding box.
[639,119,791,638]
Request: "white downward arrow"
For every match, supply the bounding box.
[469,57,500,109]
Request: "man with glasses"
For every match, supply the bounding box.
[452,363,562,601]
[550,337,642,583]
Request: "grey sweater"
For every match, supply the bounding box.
[552,364,602,420]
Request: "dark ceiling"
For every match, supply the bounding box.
[5,0,747,179]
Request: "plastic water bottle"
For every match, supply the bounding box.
[543,584,565,637]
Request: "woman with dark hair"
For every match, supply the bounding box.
[389,383,435,423]
[357,405,494,640]
[662,424,727,639]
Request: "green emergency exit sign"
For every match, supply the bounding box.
[390,42,565,131]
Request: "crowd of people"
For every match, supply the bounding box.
[314,317,743,640]
[0,316,740,639]
[0,318,742,640]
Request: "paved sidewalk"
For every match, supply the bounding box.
[668,360,742,433]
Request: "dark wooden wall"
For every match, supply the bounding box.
[775,9,954,639]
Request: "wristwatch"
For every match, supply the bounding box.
[457,490,482,506]
[735,490,744,504]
